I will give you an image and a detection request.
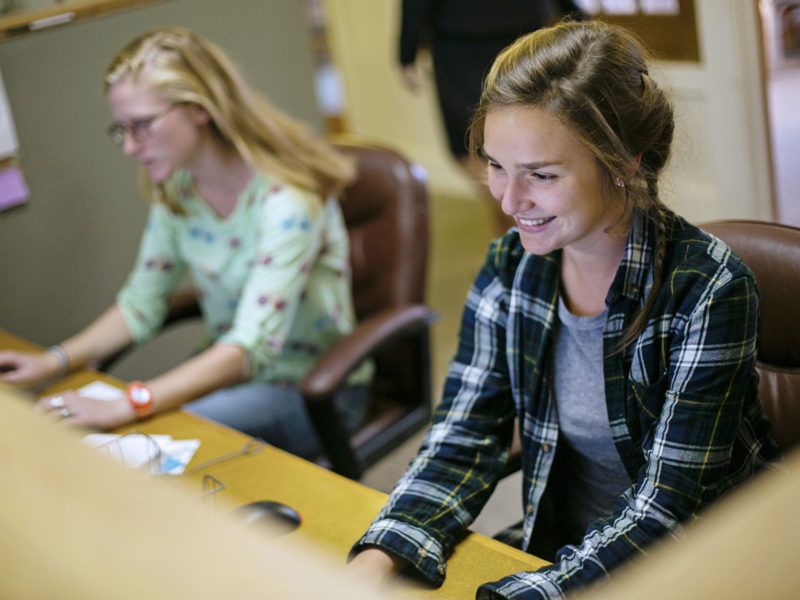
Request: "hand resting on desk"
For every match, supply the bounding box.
[347,547,409,588]
[0,349,64,386]
[0,345,137,430]
[36,389,136,430]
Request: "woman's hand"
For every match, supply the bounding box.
[347,547,408,588]
[0,350,63,386]
[36,390,136,431]
[398,62,429,93]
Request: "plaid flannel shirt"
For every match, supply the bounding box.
[352,210,778,599]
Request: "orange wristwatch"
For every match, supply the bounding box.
[126,381,154,419]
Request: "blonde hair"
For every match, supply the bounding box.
[104,27,354,210]
[469,20,675,349]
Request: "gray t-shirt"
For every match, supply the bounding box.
[553,295,631,542]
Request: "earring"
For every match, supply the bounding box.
[614,177,625,188]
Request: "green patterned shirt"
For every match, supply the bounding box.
[117,169,369,385]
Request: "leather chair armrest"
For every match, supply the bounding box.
[300,303,436,403]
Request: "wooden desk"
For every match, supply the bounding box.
[0,329,548,599]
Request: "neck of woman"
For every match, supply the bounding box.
[190,137,255,218]
[560,230,629,317]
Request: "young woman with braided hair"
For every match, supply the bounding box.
[348,19,778,600]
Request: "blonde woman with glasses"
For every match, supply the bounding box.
[0,28,370,458]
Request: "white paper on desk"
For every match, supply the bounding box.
[159,438,201,474]
[83,433,200,475]
[84,433,167,470]
[77,380,125,401]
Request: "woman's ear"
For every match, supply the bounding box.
[186,103,211,126]
[625,154,642,182]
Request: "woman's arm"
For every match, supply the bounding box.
[350,243,517,586]
[145,342,247,412]
[0,304,132,386]
[36,339,247,430]
[59,305,134,372]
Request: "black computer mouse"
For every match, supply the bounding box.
[233,500,302,535]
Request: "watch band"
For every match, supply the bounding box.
[126,381,154,419]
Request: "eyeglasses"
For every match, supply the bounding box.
[106,104,179,146]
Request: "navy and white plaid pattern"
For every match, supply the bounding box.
[353,210,779,599]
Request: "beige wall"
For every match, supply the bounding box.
[663,0,774,222]
[324,0,774,223]
[0,0,322,378]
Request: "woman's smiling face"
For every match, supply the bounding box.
[483,105,626,258]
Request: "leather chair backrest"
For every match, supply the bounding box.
[329,142,431,425]
[702,220,800,452]
[334,143,429,320]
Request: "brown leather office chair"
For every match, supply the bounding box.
[702,219,800,453]
[99,141,435,479]
[300,141,434,479]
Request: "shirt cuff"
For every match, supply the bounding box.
[352,518,448,585]
[477,571,564,600]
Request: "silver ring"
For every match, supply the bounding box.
[58,408,72,419]
[50,395,65,409]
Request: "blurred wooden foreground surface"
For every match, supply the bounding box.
[579,448,799,600]
[3,325,798,599]
[0,328,548,599]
